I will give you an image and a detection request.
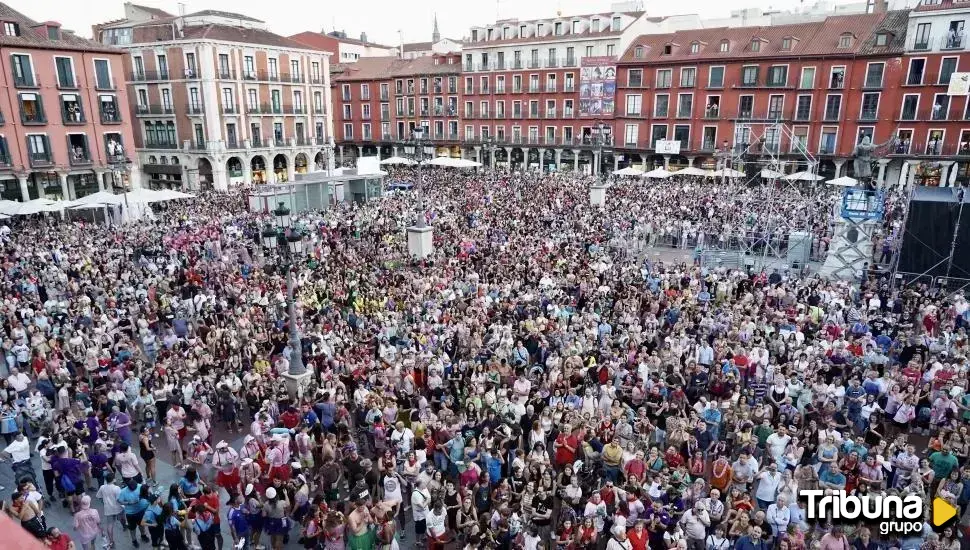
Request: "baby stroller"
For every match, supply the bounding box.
[25,393,53,437]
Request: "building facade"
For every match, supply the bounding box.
[93,3,334,191]
[0,3,137,202]
[331,55,463,164]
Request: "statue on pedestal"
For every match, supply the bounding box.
[852,135,897,188]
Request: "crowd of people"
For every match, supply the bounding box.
[0,169,965,550]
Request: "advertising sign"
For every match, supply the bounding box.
[579,56,616,117]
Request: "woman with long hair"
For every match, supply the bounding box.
[140,426,157,485]
[161,503,188,550]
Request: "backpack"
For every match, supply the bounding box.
[60,475,76,493]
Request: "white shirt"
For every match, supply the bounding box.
[97,483,123,516]
[411,488,430,521]
[426,507,447,537]
[755,470,782,502]
[4,438,30,462]
[8,372,30,392]
[606,537,634,550]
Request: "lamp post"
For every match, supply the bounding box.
[108,156,133,221]
[261,202,311,394]
[484,135,496,182]
[403,128,433,258]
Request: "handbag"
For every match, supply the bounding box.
[60,475,76,493]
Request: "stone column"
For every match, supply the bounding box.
[834,159,846,177]
[663,155,671,170]
[687,156,696,167]
[474,146,481,164]
[490,148,496,171]
[243,161,253,185]
[504,147,512,170]
[96,170,106,191]
[537,148,546,173]
[555,149,562,171]
[940,161,955,187]
[17,174,29,201]
[356,145,363,162]
[613,155,619,173]
[907,162,918,188]
[520,148,529,173]
[641,157,648,171]
[393,146,399,158]
[593,151,600,175]
[573,150,580,172]
[876,159,890,188]
[36,178,46,199]
[338,146,344,166]
[286,158,296,184]
[59,172,70,201]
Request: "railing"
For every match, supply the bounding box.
[314,136,326,145]
[494,111,506,119]
[13,74,38,88]
[512,60,523,70]
[547,58,558,68]
[296,136,308,146]
[528,60,541,69]
[69,150,92,166]
[218,69,237,80]
[545,110,557,118]
[252,136,263,147]
[227,139,240,149]
[311,76,324,85]
[100,106,122,124]
[900,109,918,121]
[135,104,174,115]
[912,36,931,51]
[29,152,53,167]
[823,109,841,121]
[95,79,116,91]
[289,73,305,83]
[223,104,239,114]
[701,140,716,151]
[564,84,575,93]
[545,84,557,92]
[859,109,878,121]
[189,141,207,151]
[529,85,540,93]
[794,109,811,121]
[187,104,204,115]
[274,137,285,147]
[511,111,523,119]
[262,103,283,115]
[464,63,474,72]
[130,70,169,81]
[56,77,78,90]
[563,57,577,67]
[818,143,837,155]
[703,108,719,119]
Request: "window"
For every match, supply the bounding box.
[222,88,234,111]
[908,58,925,85]
[247,89,258,110]
[864,62,884,88]
[244,56,255,78]
[705,96,720,117]
[290,59,300,80]
[791,127,808,153]
[750,39,761,52]
[767,95,784,119]
[690,42,700,54]
[926,130,944,155]
[656,69,672,88]
[654,94,669,117]
[795,95,812,120]
[933,94,950,120]
[3,22,19,36]
[663,44,672,55]
[738,95,753,118]
[824,94,842,120]
[781,37,792,51]
[709,66,724,88]
[161,89,171,109]
[677,93,693,118]
[55,57,75,88]
[361,83,370,100]
[947,20,965,49]
[94,59,112,89]
[820,127,838,154]
[901,95,919,120]
[625,94,642,116]
[217,53,230,77]
[606,44,614,56]
[27,134,51,165]
[875,33,888,47]
[133,56,144,79]
[838,34,852,48]
[591,19,600,33]
[940,57,958,85]
[914,22,931,50]
[11,54,34,87]
[680,67,696,87]
[651,125,668,148]
[829,66,845,88]
[268,58,278,78]
[19,92,44,123]
[859,92,879,120]
[623,124,638,145]
[741,66,758,86]
[800,67,815,89]
[342,84,351,101]
[585,45,594,57]
[156,54,168,78]
[719,40,729,53]
[768,66,787,86]
[612,16,621,30]
[628,69,643,87]
[60,93,83,123]
[343,104,352,119]
[343,123,353,139]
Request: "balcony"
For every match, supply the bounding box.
[512,61,523,70]
[818,143,837,155]
[69,149,92,166]
[563,57,577,67]
[217,70,237,80]
[0,150,12,169]
[226,139,241,149]
[767,110,784,120]
[295,136,308,146]
[511,111,523,119]
[135,104,174,116]
[223,104,239,114]
[130,70,170,82]
[823,110,841,122]
[701,140,716,151]
[62,103,85,125]
[528,111,540,119]
[529,85,540,93]
[263,103,283,115]
[912,36,931,51]
[187,104,204,115]
[564,84,575,93]
[314,106,327,115]
[900,109,918,121]
[13,74,38,88]
[562,110,575,119]
[703,107,720,119]
[736,110,752,120]
[545,84,557,93]
[859,108,878,121]
[528,60,541,69]
[29,151,53,168]
[794,109,811,121]
[545,110,557,118]
[932,107,949,121]
[273,137,285,147]
[511,86,523,94]
[464,63,474,72]
[494,111,506,119]
[252,136,264,147]
[184,68,200,79]
[546,58,558,68]
[189,140,207,151]
[310,76,324,85]
[289,74,305,83]
[100,104,122,124]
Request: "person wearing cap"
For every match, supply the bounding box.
[262,486,290,550]
[213,440,240,496]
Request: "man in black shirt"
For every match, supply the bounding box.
[531,487,554,540]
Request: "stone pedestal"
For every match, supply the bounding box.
[590,184,608,208]
[281,368,314,400]
[407,225,434,258]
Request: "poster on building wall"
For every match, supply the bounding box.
[948,72,970,96]
[579,56,617,117]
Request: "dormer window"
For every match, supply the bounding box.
[537,23,544,36]
[3,21,20,36]
[663,44,673,55]
[591,19,600,33]
[471,29,478,41]
[634,46,644,58]
[781,38,792,50]
[719,40,729,52]
[47,25,59,40]
[875,32,888,46]
[750,39,761,52]
[838,33,853,48]
[690,41,700,54]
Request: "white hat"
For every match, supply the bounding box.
[244,484,254,496]
[265,487,277,499]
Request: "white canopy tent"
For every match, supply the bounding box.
[674,166,708,177]
[379,156,417,166]
[0,200,20,214]
[613,166,645,177]
[709,167,745,179]
[786,170,825,182]
[4,198,65,216]
[826,176,858,187]
[422,156,482,168]
[66,191,125,208]
[644,168,673,179]
[760,168,784,179]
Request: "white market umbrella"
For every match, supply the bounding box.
[9,198,61,216]
[379,156,416,166]
[423,156,481,168]
[151,189,196,201]
[644,168,673,179]
[709,167,745,178]
[67,190,125,208]
[786,170,825,182]
[0,213,9,219]
[613,166,645,177]
[0,200,20,215]
[760,168,784,179]
[674,166,708,177]
[827,176,858,187]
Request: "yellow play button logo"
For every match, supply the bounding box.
[933,497,958,528]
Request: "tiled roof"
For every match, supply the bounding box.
[487,11,645,27]
[332,55,461,82]
[403,41,432,52]
[0,2,120,53]
[184,9,263,23]
[463,11,644,47]
[913,0,970,12]
[128,3,172,18]
[858,10,909,55]
[618,12,891,63]
[289,31,341,52]
[181,24,319,50]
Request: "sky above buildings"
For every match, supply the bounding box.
[29,0,870,46]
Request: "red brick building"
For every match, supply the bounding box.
[0,2,137,202]
[330,54,463,165]
[614,11,908,182]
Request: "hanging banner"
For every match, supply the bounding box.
[579,56,616,117]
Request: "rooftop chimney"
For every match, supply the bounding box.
[360,32,367,43]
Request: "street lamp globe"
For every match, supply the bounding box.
[261,224,278,250]
[272,201,291,229]
[286,229,305,255]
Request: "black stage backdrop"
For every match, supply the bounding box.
[897,189,970,279]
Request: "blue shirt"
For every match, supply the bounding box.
[143,504,163,526]
[119,485,149,515]
[178,477,200,495]
[819,469,847,489]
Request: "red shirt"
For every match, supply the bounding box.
[198,492,221,524]
[555,433,578,466]
[280,411,300,429]
[628,528,649,550]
